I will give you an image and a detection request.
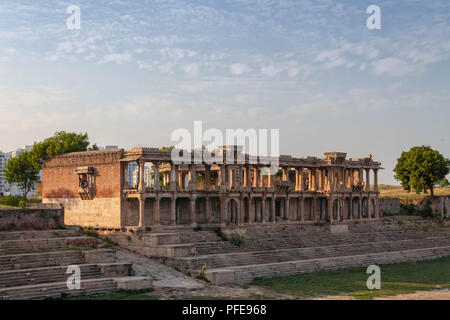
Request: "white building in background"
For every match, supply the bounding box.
[0,151,12,196]
[0,146,37,197]
[99,145,119,150]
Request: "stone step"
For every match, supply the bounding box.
[178,236,450,270]
[0,277,116,300]
[0,262,132,288]
[0,237,98,255]
[0,229,80,241]
[0,249,116,271]
[203,245,450,285]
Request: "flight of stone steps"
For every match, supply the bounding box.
[0,229,152,300]
[109,216,450,285]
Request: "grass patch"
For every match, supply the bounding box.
[251,256,450,299]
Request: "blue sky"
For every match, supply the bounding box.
[1,0,449,184]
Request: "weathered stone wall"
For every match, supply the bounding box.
[379,198,401,215]
[0,208,64,230]
[43,197,121,228]
[426,196,450,218]
[42,150,124,228]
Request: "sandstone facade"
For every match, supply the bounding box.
[42,147,382,229]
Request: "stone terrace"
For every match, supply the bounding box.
[0,229,152,300]
[108,216,450,285]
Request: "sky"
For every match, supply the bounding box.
[0,0,449,184]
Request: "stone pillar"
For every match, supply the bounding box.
[189,164,197,191]
[366,169,371,192]
[350,169,354,190]
[205,196,211,223]
[310,169,316,191]
[259,169,264,188]
[282,167,289,181]
[138,195,145,227]
[261,196,266,223]
[373,169,378,192]
[246,165,252,189]
[220,196,226,225]
[375,198,380,218]
[170,163,177,191]
[220,164,226,191]
[328,169,334,192]
[154,161,160,191]
[328,198,333,224]
[253,167,259,187]
[271,197,276,223]
[138,159,145,192]
[248,197,253,224]
[299,197,304,221]
[170,196,176,225]
[348,198,353,221]
[285,197,290,222]
[190,197,197,226]
[154,196,161,226]
[359,198,363,220]
[205,164,211,191]
[299,168,304,191]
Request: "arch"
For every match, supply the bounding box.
[303,198,313,221]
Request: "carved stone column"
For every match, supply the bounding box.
[154,161,160,191]
[170,196,176,225]
[204,164,211,191]
[138,195,145,227]
[366,169,371,192]
[154,196,161,226]
[138,159,145,192]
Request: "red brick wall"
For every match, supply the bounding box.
[42,150,123,199]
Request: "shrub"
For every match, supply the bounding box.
[0,196,22,207]
[213,227,228,241]
[82,227,99,238]
[230,233,244,246]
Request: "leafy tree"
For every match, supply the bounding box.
[30,131,90,170]
[88,143,99,151]
[438,177,450,188]
[4,152,40,205]
[394,145,450,196]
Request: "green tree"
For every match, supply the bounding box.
[394,145,450,196]
[438,177,450,188]
[30,131,90,170]
[4,152,40,205]
[88,143,99,151]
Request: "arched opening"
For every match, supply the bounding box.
[176,198,190,225]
